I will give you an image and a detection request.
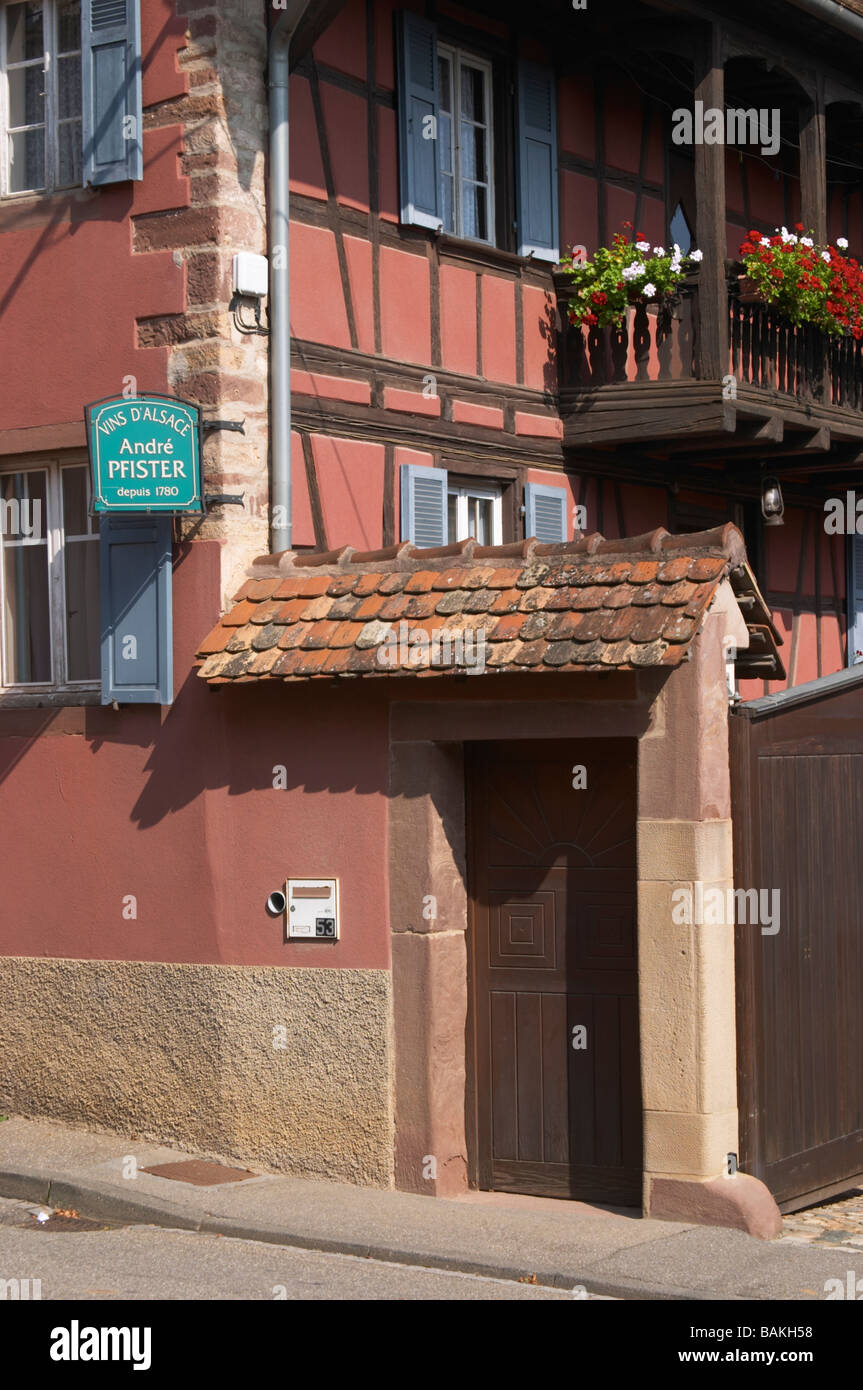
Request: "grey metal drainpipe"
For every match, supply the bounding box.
[784,0,863,41]
[268,2,310,554]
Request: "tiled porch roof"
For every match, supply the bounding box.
[196,524,784,683]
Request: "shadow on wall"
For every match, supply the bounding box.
[540,290,560,394]
[127,671,391,830]
[0,702,160,791]
[213,7,268,195]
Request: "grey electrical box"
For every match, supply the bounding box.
[286,879,339,940]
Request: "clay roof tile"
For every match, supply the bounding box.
[195,523,774,684]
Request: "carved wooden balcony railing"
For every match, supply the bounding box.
[556,266,863,453]
[730,287,863,412]
[558,274,698,391]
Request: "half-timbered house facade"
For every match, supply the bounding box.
[1,0,862,1233]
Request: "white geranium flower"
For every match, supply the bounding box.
[622,262,645,281]
[643,282,657,297]
[689,249,703,262]
[801,237,813,247]
[636,240,650,252]
[837,237,849,249]
[653,246,665,256]
[822,251,831,263]
[760,237,771,247]
[780,226,790,241]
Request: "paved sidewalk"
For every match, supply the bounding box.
[0,1114,860,1300]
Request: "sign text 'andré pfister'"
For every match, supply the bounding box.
[85,395,203,512]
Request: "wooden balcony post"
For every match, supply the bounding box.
[799,81,827,243]
[800,79,830,400]
[693,25,728,382]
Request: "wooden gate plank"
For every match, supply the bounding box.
[732,682,863,1210]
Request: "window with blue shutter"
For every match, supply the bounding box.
[517,62,559,262]
[400,464,448,548]
[82,0,142,186]
[100,514,173,704]
[396,12,441,230]
[394,15,560,258]
[848,536,863,667]
[525,482,567,542]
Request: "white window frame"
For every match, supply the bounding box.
[437,42,495,246]
[447,480,503,545]
[0,0,82,197]
[0,455,99,697]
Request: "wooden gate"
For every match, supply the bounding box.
[467,739,641,1204]
[730,669,863,1211]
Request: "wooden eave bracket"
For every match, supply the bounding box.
[727,562,786,681]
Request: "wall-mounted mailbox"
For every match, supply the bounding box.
[287,879,339,940]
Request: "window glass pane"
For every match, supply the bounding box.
[439,111,453,176]
[62,467,88,536]
[438,54,451,115]
[460,120,487,183]
[670,202,693,256]
[58,0,81,53]
[64,538,99,680]
[467,495,492,544]
[3,542,51,683]
[7,2,43,64]
[460,64,485,124]
[461,183,487,241]
[58,54,82,119]
[447,492,458,544]
[58,120,82,185]
[9,127,45,191]
[440,171,454,234]
[8,64,45,128]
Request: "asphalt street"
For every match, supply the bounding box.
[0,1197,602,1300]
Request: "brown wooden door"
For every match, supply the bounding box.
[731,687,863,1211]
[468,740,642,1204]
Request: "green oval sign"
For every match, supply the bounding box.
[86,394,203,513]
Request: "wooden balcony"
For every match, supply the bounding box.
[557,269,863,467]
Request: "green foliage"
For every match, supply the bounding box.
[559,223,701,329]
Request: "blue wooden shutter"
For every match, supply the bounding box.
[100,515,173,704]
[82,0,143,185]
[396,12,441,230]
[401,465,448,547]
[525,482,567,542]
[517,62,559,261]
[848,536,863,667]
